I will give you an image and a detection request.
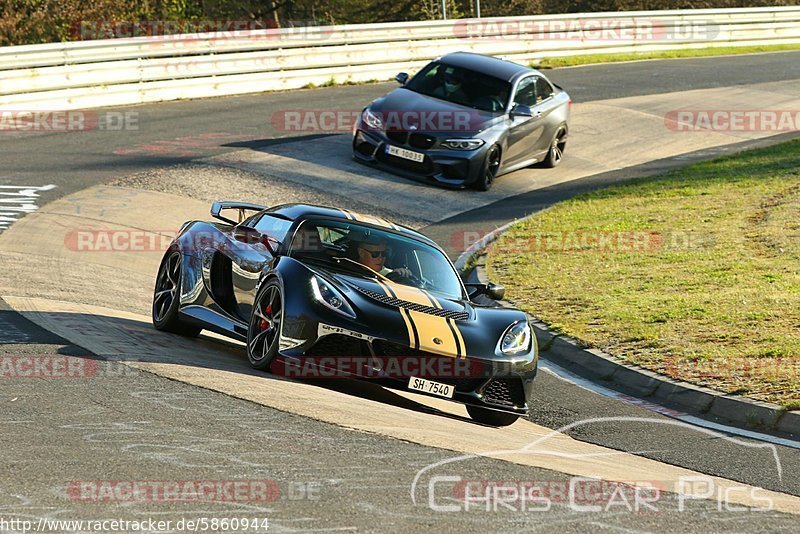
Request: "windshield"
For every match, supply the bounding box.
[405,61,511,113]
[287,218,464,299]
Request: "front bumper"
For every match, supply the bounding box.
[276,312,537,415]
[352,127,489,189]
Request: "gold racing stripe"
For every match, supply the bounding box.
[450,319,467,359]
[345,209,396,230]
[340,208,400,230]
[375,279,418,350]
[423,289,467,360]
[384,282,462,358]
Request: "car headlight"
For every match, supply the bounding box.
[311,275,356,318]
[500,321,532,355]
[361,108,384,130]
[441,139,485,151]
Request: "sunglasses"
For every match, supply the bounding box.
[359,247,388,259]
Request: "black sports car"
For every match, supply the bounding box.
[152,201,538,426]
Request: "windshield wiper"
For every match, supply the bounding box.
[332,257,392,283]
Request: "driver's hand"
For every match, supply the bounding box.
[388,267,412,280]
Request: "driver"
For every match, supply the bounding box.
[350,231,412,281]
[432,67,468,103]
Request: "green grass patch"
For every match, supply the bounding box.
[302,77,385,89]
[534,44,800,69]
[486,139,800,408]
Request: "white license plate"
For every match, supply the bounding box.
[386,144,425,163]
[408,376,454,398]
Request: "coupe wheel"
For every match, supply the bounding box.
[542,127,567,168]
[152,250,201,337]
[474,145,501,191]
[247,279,283,370]
[466,405,520,427]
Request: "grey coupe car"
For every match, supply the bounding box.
[352,51,571,190]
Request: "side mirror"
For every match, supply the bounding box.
[485,282,505,301]
[395,72,409,85]
[510,102,533,118]
[465,282,505,301]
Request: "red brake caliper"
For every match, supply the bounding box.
[261,304,272,330]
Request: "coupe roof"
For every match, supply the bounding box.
[267,203,436,247]
[438,52,533,82]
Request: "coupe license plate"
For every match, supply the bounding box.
[408,377,454,398]
[386,144,425,163]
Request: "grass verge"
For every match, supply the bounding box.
[534,43,800,68]
[295,46,800,91]
[486,138,800,409]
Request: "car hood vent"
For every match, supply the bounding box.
[352,284,469,321]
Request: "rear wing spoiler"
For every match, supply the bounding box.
[211,201,266,226]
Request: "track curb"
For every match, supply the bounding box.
[455,222,800,438]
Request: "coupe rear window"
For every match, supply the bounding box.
[249,213,293,243]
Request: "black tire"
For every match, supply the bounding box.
[466,405,520,427]
[247,278,283,371]
[152,250,201,337]
[542,126,567,168]
[473,145,501,191]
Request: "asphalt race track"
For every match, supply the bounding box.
[2,52,800,531]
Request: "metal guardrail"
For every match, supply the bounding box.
[1,7,799,110]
